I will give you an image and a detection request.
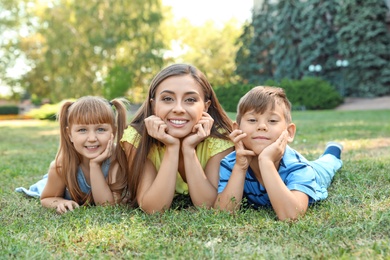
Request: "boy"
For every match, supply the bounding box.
[214,86,343,221]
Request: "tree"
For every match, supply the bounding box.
[336,0,390,96]
[11,0,165,102]
[164,18,243,87]
[299,0,340,93]
[272,0,302,80]
[235,0,275,85]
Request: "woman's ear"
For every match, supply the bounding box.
[204,100,211,112]
[286,123,296,143]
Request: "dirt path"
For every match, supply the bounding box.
[335,96,390,111]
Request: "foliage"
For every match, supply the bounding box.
[1,110,390,259]
[335,0,390,97]
[266,77,343,110]
[215,77,342,112]
[3,0,165,102]
[214,83,254,113]
[235,0,275,84]
[273,0,302,80]
[0,105,18,115]
[237,0,390,97]
[26,102,64,120]
[166,18,243,87]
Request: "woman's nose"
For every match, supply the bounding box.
[172,102,185,113]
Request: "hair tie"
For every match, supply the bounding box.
[109,101,113,106]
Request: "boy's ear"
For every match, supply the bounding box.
[286,123,296,143]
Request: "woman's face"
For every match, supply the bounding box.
[151,75,210,139]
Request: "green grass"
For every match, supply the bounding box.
[1,109,390,259]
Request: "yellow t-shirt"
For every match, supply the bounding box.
[121,126,234,194]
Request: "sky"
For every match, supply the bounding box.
[162,0,253,26]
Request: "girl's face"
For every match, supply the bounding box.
[68,123,113,160]
[152,75,210,139]
[239,103,295,155]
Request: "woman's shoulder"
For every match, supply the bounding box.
[201,136,234,156]
[121,125,140,147]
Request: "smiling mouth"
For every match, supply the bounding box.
[85,145,99,149]
[169,119,188,125]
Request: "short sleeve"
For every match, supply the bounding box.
[120,126,140,148]
[206,137,234,157]
[217,152,236,193]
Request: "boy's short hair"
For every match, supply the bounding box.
[236,86,292,124]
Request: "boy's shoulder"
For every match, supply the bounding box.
[222,150,237,163]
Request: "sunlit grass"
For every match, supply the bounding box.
[1,109,390,259]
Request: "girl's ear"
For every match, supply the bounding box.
[204,100,211,112]
[67,127,73,143]
[286,123,296,143]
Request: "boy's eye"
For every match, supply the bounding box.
[248,118,257,123]
[269,119,279,123]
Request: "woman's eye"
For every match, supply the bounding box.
[162,96,173,102]
[185,97,197,103]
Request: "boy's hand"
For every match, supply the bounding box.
[144,115,179,146]
[183,112,213,148]
[258,130,288,166]
[230,123,256,171]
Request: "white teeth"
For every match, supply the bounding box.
[170,120,186,125]
[86,146,98,149]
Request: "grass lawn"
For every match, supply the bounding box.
[1,109,389,259]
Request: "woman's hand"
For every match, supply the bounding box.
[144,115,179,146]
[182,112,213,148]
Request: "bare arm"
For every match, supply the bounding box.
[40,161,80,214]
[258,131,309,221]
[214,128,255,211]
[89,138,116,205]
[183,145,233,208]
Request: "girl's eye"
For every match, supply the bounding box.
[78,128,87,133]
[97,128,106,132]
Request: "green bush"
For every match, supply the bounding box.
[0,105,19,115]
[265,77,343,110]
[214,83,254,112]
[26,103,61,120]
[215,77,343,113]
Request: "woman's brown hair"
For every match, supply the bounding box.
[126,63,233,206]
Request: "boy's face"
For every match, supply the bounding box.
[238,103,295,155]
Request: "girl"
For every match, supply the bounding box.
[121,64,234,213]
[40,96,129,214]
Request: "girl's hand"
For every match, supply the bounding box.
[259,130,288,165]
[91,134,114,165]
[183,112,213,148]
[144,115,179,146]
[230,123,256,171]
[56,200,80,214]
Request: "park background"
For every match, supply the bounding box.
[1,0,390,259]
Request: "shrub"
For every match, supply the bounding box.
[265,77,343,110]
[214,83,254,112]
[26,103,61,120]
[0,105,19,115]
